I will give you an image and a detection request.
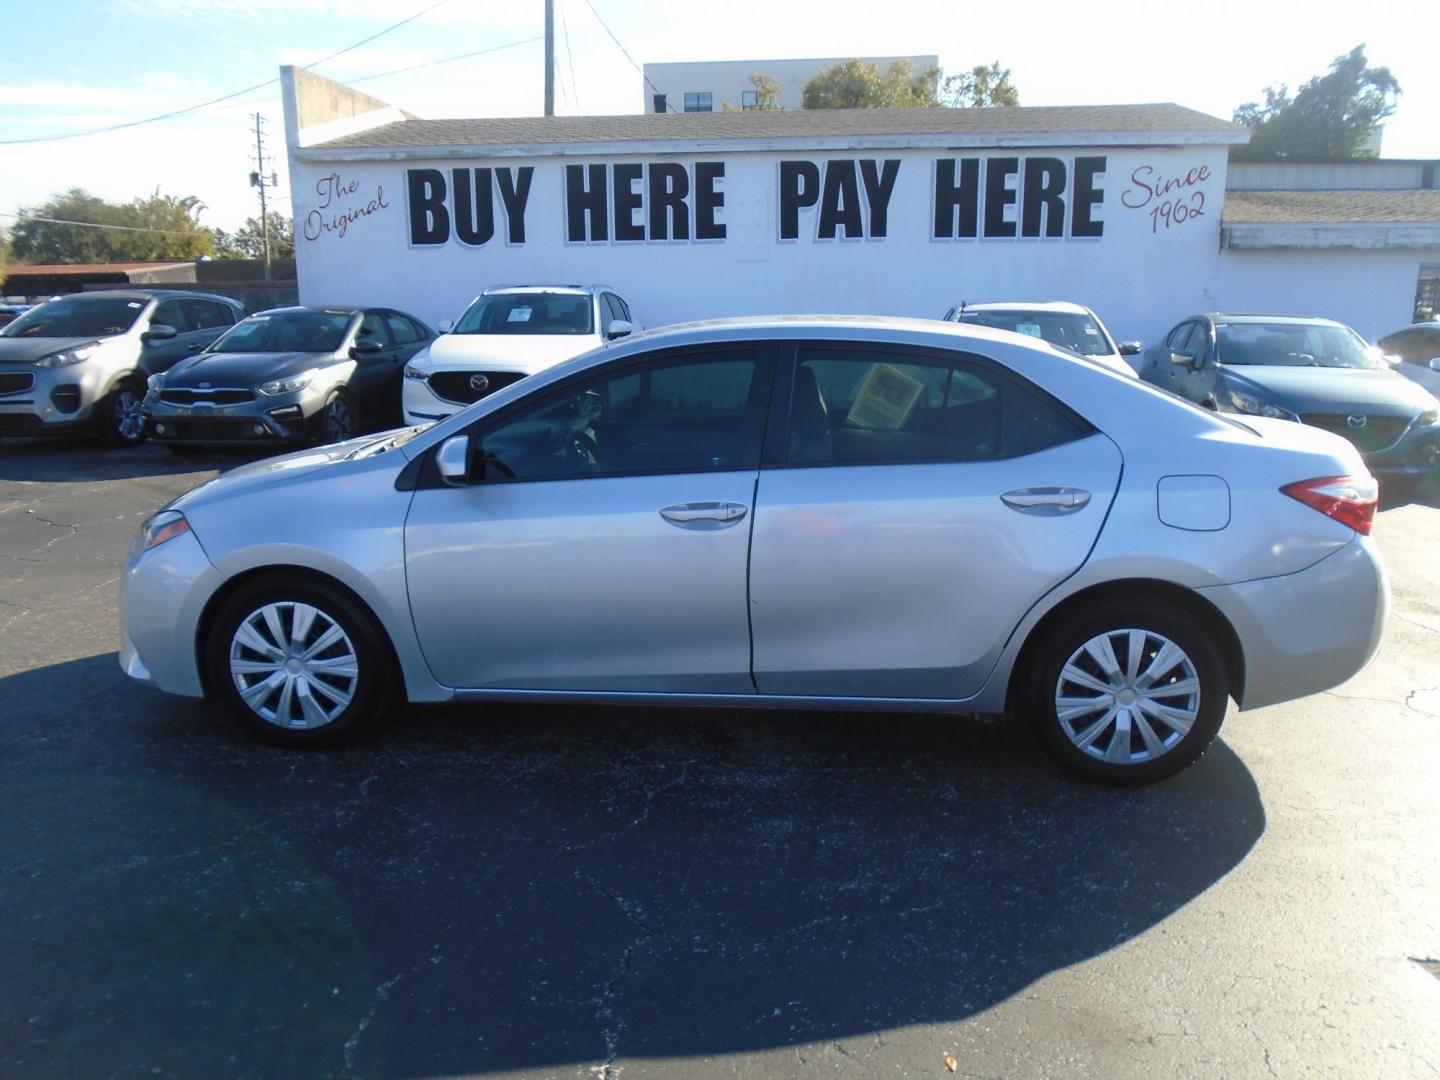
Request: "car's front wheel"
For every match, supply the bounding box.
[97,379,147,447]
[1024,602,1230,785]
[315,389,357,445]
[205,576,396,746]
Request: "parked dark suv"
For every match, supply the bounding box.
[1139,313,1440,483]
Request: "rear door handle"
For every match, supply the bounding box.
[660,501,749,528]
[1000,487,1092,515]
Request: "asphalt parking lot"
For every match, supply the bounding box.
[1,438,1437,1079]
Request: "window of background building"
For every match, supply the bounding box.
[1416,263,1439,321]
[652,93,667,113]
[683,91,713,112]
[741,90,759,109]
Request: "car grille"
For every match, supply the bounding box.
[160,388,257,406]
[153,418,272,441]
[1302,413,1410,454]
[0,372,35,395]
[428,370,527,405]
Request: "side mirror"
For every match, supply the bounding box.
[142,324,177,343]
[436,434,470,486]
[1118,341,1142,356]
[1429,357,1440,372]
[1169,349,1197,368]
[350,338,383,357]
[606,319,633,341]
[437,319,454,334]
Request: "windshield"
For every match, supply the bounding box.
[1216,322,1386,369]
[209,310,353,354]
[957,310,1115,357]
[0,296,146,339]
[454,293,594,336]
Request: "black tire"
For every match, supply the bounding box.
[204,574,398,747]
[1022,601,1229,786]
[313,389,357,445]
[96,379,148,447]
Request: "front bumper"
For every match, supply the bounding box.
[0,364,102,433]
[1198,536,1389,711]
[145,386,319,445]
[119,526,225,697]
[1362,421,1440,478]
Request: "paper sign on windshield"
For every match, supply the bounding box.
[846,363,925,430]
[507,307,533,323]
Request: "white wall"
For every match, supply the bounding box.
[1208,248,1436,340]
[641,56,939,112]
[293,145,1240,348]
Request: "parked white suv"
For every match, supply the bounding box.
[942,301,1141,379]
[402,285,638,423]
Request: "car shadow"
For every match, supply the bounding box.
[1,653,1266,1078]
[0,436,273,483]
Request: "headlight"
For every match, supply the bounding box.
[256,368,320,396]
[137,510,190,553]
[35,344,98,368]
[1227,387,1298,421]
[403,362,429,380]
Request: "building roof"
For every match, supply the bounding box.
[1222,190,1440,223]
[307,102,1245,154]
[5,262,192,275]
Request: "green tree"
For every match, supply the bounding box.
[723,73,784,111]
[213,212,295,260]
[9,188,214,263]
[802,58,941,109]
[941,62,1020,107]
[1233,45,1400,158]
[0,229,10,280]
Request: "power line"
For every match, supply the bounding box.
[0,211,206,237]
[0,0,451,146]
[561,0,580,110]
[347,35,542,85]
[578,0,675,112]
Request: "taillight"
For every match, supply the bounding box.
[1281,474,1378,535]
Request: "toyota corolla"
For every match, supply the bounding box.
[120,317,1388,785]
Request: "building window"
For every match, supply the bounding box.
[741,90,759,110]
[683,91,713,112]
[652,93,667,113]
[1416,263,1439,321]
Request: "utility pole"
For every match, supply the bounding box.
[544,0,555,116]
[248,113,279,283]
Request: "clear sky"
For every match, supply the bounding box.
[0,0,1434,234]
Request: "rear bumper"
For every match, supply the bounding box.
[1199,537,1389,710]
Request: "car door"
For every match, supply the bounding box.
[382,311,432,424]
[139,298,195,374]
[1174,319,1219,404]
[748,342,1122,699]
[344,311,398,424]
[181,299,236,353]
[1149,321,1201,399]
[404,343,775,692]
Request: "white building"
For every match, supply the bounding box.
[640,56,939,114]
[280,68,1440,345]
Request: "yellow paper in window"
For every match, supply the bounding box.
[845,363,925,430]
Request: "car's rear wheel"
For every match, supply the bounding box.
[1024,602,1229,785]
[205,576,396,746]
[97,380,147,447]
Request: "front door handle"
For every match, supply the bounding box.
[1000,487,1092,515]
[660,501,749,528]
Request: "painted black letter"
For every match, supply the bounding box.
[818,160,864,240]
[565,163,608,242]
[859,159,900,238]
[612,163,645,242]
[647,163,690,241]
[452,168,495,246]
[1021,158,1067,239]
[933,158,979,239]
[407,168,448,245]
[983,157,1020,238]
[1071,156,1106,238]
[496,166,533,243]
[694,161,726,240]
[779,160,821,240]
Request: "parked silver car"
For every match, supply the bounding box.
[0,290,245,445]
[120,317,1388,784]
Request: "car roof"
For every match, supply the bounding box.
[619,313,1074,354]
[482,284,614,297]
[54,288,242,305]
[955,300,1093,315]
[249,305,362,317]
[1199,313,1349,327]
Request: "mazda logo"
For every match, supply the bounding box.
[1346,413,1368,429]
[468,374,490,393]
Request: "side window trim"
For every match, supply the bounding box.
[762,339,1094,470]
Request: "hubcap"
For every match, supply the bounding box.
[1054,628,1201,765]
[115,390,145,441]
[228,602,359,729]
[326,398,353,440]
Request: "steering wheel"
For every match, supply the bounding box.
[560,427,600,470]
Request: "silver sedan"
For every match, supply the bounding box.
[119,317,1389,784]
